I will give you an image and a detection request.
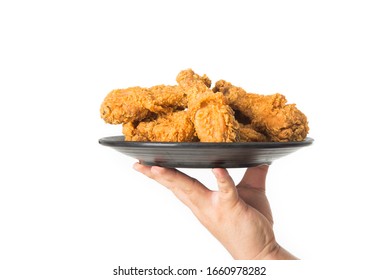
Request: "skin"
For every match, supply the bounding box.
[133,163,297,260]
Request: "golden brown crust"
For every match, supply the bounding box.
[122,111,196,142]
[100,85,186,124]
[214,80,309,142]
[238,124,268,142]
[102,69,309,143]
[177,69,239,142]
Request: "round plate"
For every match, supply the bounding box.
[99,136,313,168]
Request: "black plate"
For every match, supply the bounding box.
[99,136,313,168]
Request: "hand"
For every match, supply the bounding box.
[133,163,297,260]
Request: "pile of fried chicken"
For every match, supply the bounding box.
[100,69,309,142]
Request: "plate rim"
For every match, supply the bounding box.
[99,136,314,149]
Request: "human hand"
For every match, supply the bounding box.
[133,163,297,260]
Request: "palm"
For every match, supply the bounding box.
[237,186,273,225]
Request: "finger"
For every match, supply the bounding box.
[133,163,210,208]
[212,168,238,204]
[238,164,269,191]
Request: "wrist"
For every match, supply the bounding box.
[255,242,298,260]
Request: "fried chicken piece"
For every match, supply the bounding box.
[214,80,309,142]
[190,92,240,142]
[176,69,239,142]
[122,111,196,142]
[100,85,187,124]
[176,68,212,89]
[121,122,146,141]
[238,123,268,142]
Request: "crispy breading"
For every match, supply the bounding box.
[176,69,239,142]
[214,80,309,142]
[101,69,309,142]
[100,85,186,124]
[238,123,268,142]
[122,111,196,142]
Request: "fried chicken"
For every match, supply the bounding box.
[214,80,309,142]
[238,123,268,142]
[101,69,309,143]
[100,85,187,124]
[122,110,196,142]
[176,69,239,142]
[176,68,212,89]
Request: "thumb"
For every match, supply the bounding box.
[239,165,269,191]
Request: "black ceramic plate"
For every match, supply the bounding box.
[99,136,313,168]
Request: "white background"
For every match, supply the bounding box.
[1,0,378,279]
